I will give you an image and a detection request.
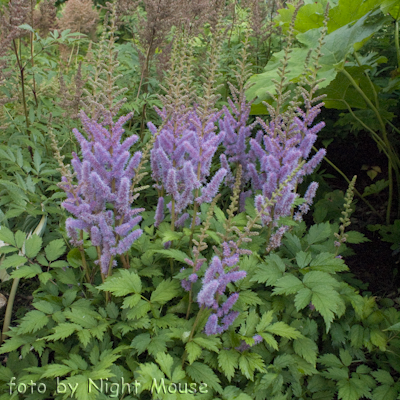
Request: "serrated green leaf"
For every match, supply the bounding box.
[193,336,221,353]
[97,270,142,296]
[273,275,303,295]
[131,333,151,355]
[214,206,227,222]
[371,369,394,385]
[266,321,302,339]
[319,353,343,368]
[10,263,42,279]
[15,231,26,249]
[155,353,174,379]
[106,302,119,319]
[44,323,82,341]
[0,226,15,246]
[18,310,49,334]
[260,333,279,350]
[218,349,239,382]
[293,337,318,366]
[186,341,202,364]
[310,252,348,273]
[45,239,66,261]
[1,254,27,269]
[24,235,42,258]
[350,324,364,348]
[126,299,150,319]
[239,352,266,381]
[346,231,370,244]
[77,329,91,347]
[337,376,371,400]
[150,279,180,305]
[186,362,222,393]
[311,287,344,332]
[34,301,53,314]
[339,349,353,367]
[306,223,331,245]
[256,311,274,331]
[303,271,340,289]
[296,251,312,268]
[370,328,387,351]
[153,249,189,263]
[371,385,397,400]
[294,287,313,311]
[40,364,73,378]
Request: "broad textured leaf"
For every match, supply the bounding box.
[97,270,142,296]
[247,10,389,109]
[45,239,66,262]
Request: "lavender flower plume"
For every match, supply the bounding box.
[244,101,327,250]
[149,105,226,227]
[197,242,246,336]
[60,111,144,275]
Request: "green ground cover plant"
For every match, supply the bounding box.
[0,1,399,400]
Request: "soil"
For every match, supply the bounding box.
[321,132,400,298]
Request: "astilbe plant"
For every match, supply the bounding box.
[150,29,228,229]
[60,110,144,277]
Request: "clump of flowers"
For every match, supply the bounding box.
[60,110,144,275]
[149,106,227,228]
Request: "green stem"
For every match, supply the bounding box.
[395,20,400,70]
[181,307,204,368]
[13,40,30,134]
[316,147,382,220]
[1,277,20,345]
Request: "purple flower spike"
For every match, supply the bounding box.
[60,110,144,275]
[197,242,247,336]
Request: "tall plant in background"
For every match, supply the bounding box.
[151,25,228,236]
